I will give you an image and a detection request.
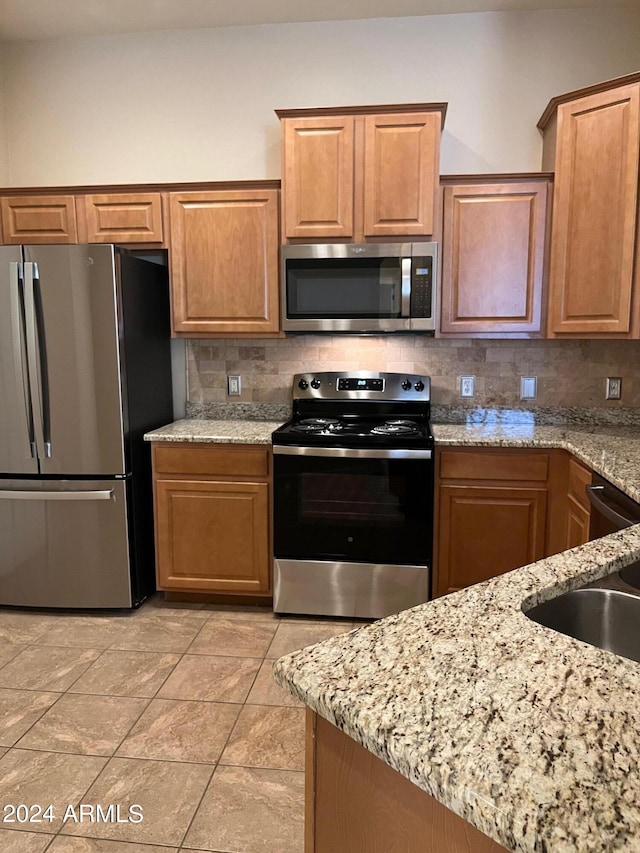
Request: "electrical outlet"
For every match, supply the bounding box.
[606,377,622,400]
[227,375,242,396]
[460,376,475,398]
[520,377,537,400]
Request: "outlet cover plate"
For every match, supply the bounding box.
[606,377,622,400]
[520,377,537,399]
[460,376,475,398]
[227,375,242,396]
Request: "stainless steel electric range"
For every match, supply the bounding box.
[272,371,434,619]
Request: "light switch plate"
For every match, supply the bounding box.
[460,376,475,398]
[227,375,242,396]
[606,377,622,400]
[520,377,537,399]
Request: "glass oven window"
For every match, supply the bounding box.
[285,258,402,319]
[274,455,433,566]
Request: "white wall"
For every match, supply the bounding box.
[0,47,9,184]
[1,6,639,186]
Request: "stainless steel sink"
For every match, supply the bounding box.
[525,565,640,664]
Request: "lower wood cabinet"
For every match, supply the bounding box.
[307,710,508,853]
[151,442,272,596]
[434,447,567,597]
[566,456,591,548]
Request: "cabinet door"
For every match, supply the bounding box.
[440,181,548,335]
[363,112,439,237]
[436,484,547,596]
[566,496,591,549]
[155,478,270,593]
[1,195,78,244]
[79,192,164,243]
[282,116,355,239]
[566,456,591,548]
[548,83,640,335]
[170,189,279,335]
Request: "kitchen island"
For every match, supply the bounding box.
[274,415,640,853]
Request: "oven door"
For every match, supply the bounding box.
[273,446,433,566]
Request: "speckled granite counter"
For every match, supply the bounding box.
[274,415,640,853]
[144,418,284,444]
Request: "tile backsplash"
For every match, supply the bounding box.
[187,337,640,410]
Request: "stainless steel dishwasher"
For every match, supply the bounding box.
[587,474,640,539]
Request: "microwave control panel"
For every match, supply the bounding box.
[411,257,433,318]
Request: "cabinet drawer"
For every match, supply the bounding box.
[152,444,269,478]
[568,456,591,509]
[440,450,549,482]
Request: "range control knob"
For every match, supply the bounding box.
[298,378,309,390]
[414,380,425,392]
[310,378,321,389]
[401,379,412,391]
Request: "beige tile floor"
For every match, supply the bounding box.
[0,598,359,853]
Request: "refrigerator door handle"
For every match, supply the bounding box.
[24,261,52,459]
[9,261,37,458]
[0,489,114,501]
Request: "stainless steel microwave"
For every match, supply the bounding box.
[281,242,437,333]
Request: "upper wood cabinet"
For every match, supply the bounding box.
[1,195,78,243]
[78,192,164,243]
[539,75,640,337]
[439,177,550,337]
[277,104,446,243]
[281,115,355,239]
[169,187,280,336]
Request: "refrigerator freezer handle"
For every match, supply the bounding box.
[9,262,36,458]
[24,261,52,459]
[0,489,115,501]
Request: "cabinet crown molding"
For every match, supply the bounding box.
[275,102,448,128]
[537,70,640,130]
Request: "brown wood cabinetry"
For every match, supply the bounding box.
[439,177,549,336]
[434,448,567,597]
[152,443,272,596]
[278,104,445,243]
[78,192,165,243]
[169,187,280,336]
[566,456,592,548]
[1,194,78,243]
[540,74,640,337]
[307,710,508,853]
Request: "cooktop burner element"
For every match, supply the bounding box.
[371,422,419,436]
[272,371,434,450]
[291,419,343,433]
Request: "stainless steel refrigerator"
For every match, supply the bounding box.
[0,244,173,609]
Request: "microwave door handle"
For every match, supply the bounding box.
[400,258,411,317]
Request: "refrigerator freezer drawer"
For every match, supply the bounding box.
[0,479,133,608]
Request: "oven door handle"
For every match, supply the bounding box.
[273,445,432,460]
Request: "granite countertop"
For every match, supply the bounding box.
[274,414,640,853]
[144,418,284,445]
